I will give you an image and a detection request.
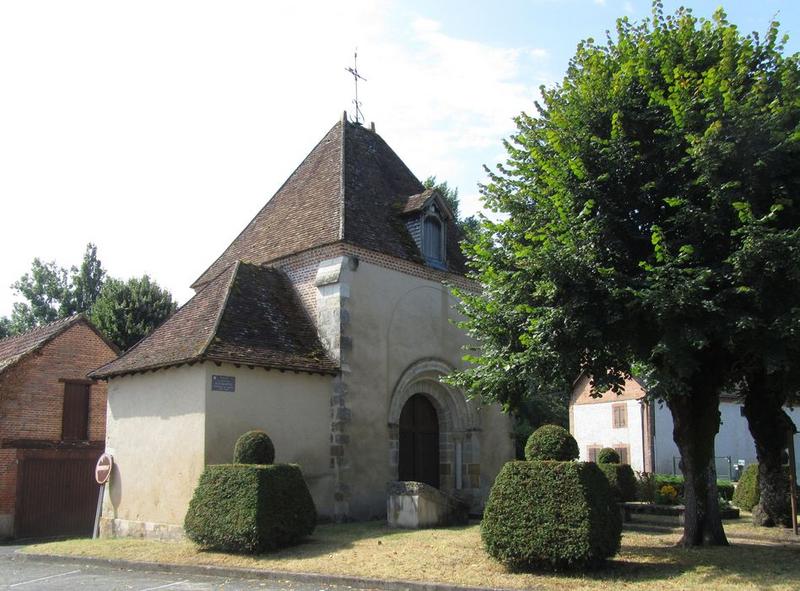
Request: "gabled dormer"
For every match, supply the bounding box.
[401,189,454,270]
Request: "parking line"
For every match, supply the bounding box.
[9,569,81,588]
[138,580,189,591]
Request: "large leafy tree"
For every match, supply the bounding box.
[90,275,177,351]
[450,4,800,546]
[9,259,73,332]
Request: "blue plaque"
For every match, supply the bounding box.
[211,375,236,392]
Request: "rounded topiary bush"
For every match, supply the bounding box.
[732,463,759,511]
[597,447,620,464]
[524,424,579,461]
[234,430,275,465]
[482,461,622,570]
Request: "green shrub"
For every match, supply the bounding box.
[649,474,734,502]
[716,479,735,502]
[184,463,316,553]
[524,425,579,461]
[636,472,656,503]
[481,461,621,570]
[732,464,759,511]
[233,430,275,465]
[597,448,620,464]
[598,463,637,502]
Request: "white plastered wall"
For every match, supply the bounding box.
[102,365,206,531]
[341,259,514,518]
[572,399,646,472]
[203,364,334,517]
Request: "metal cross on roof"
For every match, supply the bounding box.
[345,49,367,124]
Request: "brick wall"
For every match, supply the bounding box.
[0,321,117,525]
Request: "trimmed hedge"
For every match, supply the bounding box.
[598,463,637,502]
[233,430,275,465]
[184,463,315,553]
[650,474,735,502]
[524,425,579,461]
[481,461,621,570]
[732,464,759,511]
[597,448,620,465]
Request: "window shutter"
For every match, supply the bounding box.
[612,403,628,428]
[422,217,443,262]
[62,382,90,441]
[614,446,629,465]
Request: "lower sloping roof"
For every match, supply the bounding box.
[0,315,117,376]
[90,262,337,379]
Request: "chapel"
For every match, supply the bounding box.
[91,114,514,537]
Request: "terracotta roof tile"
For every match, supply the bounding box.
[91,262,336,379]
[0,315,117,375]
[192,118,466,288]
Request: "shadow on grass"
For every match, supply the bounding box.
[544,540,800,587]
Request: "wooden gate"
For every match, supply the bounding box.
[16,451,100,539]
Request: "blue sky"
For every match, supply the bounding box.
[0,1,798,316]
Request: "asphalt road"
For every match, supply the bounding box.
[0,545,363,591]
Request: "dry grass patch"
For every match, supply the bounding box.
[25,520,800,591]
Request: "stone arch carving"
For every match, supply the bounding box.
[388,358,478,431]
[388,358,480,493]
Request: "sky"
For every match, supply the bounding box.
[1,0,798,316]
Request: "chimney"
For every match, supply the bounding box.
[370,122,376,132]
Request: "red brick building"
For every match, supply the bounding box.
[0,315,118,539]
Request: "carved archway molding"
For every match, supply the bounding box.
[388,358,478,432]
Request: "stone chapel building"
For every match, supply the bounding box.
[91,114,514,538]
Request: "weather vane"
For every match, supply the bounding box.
[345,49,366,124]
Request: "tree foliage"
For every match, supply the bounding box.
[89,275,177,351]
[449,3,800,546]
[1,244,177,351]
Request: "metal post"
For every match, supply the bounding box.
[92,483,105,540]
[787,431,798,536]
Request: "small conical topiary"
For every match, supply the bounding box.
[524,424,579,461]
[233,430,275,465]
[597,447,620,464]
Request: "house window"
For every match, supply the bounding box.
[62,382,90,441]
[587,445,602,463]
[612,403,628,428]
[422,215,445,265]
[614,445,630,465]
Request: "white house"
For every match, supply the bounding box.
[569,374,800,478]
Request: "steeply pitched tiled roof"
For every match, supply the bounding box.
[192,118,466,288]
[91,262,337,379]
[0,315,116,375]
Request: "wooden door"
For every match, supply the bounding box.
[399,394,440,488]
[16,453,100,539]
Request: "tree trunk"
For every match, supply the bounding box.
[668,389,729,546]
[743,382,794,528]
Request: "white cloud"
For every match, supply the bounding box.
[0,0,541,316]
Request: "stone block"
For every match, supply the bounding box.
[386,481,469,529]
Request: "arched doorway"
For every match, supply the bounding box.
[398,394,440,488]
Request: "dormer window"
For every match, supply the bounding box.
[401,188,452,270]
[422,215,445,266]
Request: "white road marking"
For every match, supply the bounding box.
[138,580,190,591]
[9,569,81,587]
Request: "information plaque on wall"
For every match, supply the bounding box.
[211,375,236,392]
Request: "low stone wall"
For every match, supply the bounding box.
[621,502,740,526]
[386,481,468,529]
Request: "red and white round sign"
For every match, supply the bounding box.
[95,453,114,485]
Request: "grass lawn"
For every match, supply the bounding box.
[24,519,800,591]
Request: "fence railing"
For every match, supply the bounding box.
[672,456,734,480]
